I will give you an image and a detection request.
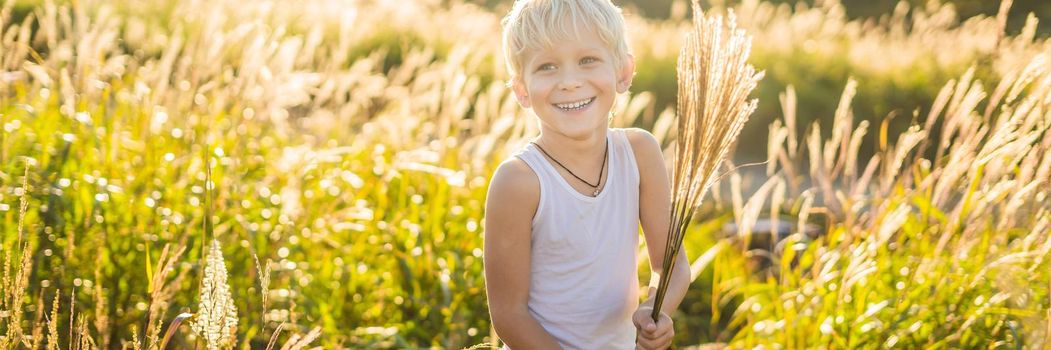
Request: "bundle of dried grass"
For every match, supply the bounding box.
[651,0,764,319]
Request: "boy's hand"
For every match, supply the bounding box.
[631,306,674,350]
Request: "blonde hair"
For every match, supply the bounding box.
[501,0,631,84]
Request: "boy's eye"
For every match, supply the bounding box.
[580,57,599,64]
[537,63,556,71]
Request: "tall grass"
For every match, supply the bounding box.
[718,56,1051,347]
[0,0,1048,347]
[0,0,541,347]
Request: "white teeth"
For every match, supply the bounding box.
[555,97,594,110]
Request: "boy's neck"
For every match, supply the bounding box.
[535,128,610,164]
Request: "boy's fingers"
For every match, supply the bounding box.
[636,324,665,349]
[635,336,658,350]
[663,332,675,348]
[632,308,653,324]
[649,326,671,340]
[652,318,673,338]
[636,337,670,350]
[633,314,657,334]
[638,313,674,348]
[644,332,673,350]
[641,329,672,345]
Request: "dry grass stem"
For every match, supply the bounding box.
[93,266,110,349]
[2,165,35,349]
[265,323,286,350]
[68,289,75,350]
[159,312,193,350]
[129,325,142,350]
[253,254,272,326]
[145,243,187,350]
[47,290,61,350]
[279,326,321,350]
[29,290,45,349]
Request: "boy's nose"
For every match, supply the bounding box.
[557,73,583,91]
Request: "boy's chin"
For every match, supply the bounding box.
[545,120,609,140]
[541,107,606,121]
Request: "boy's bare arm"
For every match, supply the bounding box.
[484,159,563,350]
[627,129,692,315]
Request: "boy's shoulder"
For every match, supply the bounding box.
[486,156,541,204]
[620,127,661,154]
[618,128,667,183]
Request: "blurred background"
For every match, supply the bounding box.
[472,0,1051,31]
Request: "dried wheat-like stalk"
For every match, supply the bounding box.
[75,315,97,350]
[190,240,238,350]
[47,290,60,350]
[264,323,286,350]
[2,164,35,347]
[29,290,45,349]
[279,326,321,350]
[145,243,187,350]
[1,249,9,315]
[69,289,75,350]
[159,312,193,350]
[129,325,142,350]
[651,0,763,319]
[93,266,110,349]
[253,254,272,326]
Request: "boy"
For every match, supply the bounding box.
[483,0,691,349]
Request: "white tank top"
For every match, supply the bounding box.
[509,128,641,350]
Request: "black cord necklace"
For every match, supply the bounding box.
[531,138,608,196]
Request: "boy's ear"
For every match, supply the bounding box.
[616,54,636,94]
[511,78,532,109]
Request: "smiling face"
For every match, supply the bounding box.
[512,26,635,141]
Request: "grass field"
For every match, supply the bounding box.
[1,0,1049,348]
